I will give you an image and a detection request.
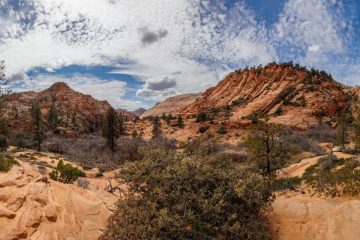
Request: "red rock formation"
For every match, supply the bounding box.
[4,82,111,133]
[182,64,348,128]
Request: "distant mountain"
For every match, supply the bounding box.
[181,63,349,128]
[141,93,201,118]
[4,82,111,133]
[115,108,137,120]
[132,108,146,116]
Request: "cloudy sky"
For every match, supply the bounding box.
[0,0,359,109]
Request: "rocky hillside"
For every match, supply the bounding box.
[141,93,201,118]
[352,87,360,98]
[4,82,111,133]
[115,109,137,120]
[182,63,348,128]
[132,108,146,116]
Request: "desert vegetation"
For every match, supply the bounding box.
[101,147,273,240]
[49,159,86,184]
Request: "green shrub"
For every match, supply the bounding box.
[100,148,272,240]
[13,131,27,149]
[0,135,8,152]
[273,177,302,191]
[49,160,86,184]
[303,155,360,197]
[196,112,207,123]
[184,139,221,156]
[216,124,228,135]
[0,155,18,172]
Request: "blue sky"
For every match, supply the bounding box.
[0,0,359,109]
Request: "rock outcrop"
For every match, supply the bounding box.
[0,159,117,240]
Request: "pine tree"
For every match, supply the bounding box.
[216,123,227,134]
[0,118,9,152]
[118,114,125,135]
[103,107,119,151]
[177,116,184,128]
[353,104,360,150]
[71,110,77,127]
[47,102,59,130]
[336,109,351,149]
[245,120,289,196]
[31,103,43,151]
[152,116,161,139]
[0,60,10,114]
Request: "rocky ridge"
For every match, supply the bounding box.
[182,63,348,128]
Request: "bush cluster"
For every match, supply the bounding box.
[49,160,85,184]
[0,155,18,172]
[303,154,360,197]
[100,148,272,240]
[42,135,176,171]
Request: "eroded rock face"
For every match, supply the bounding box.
[0,161,117,240]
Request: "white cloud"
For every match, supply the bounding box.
[0,0,277,104]
[274,0,350,62]
[308,45,320,54]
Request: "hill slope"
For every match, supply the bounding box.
[132,108,146,116]
[182,63,348,128]
[141,93,201,118]
[4,82,111,133]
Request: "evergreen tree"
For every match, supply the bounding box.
[118,114,125,135]
[14,131,26,149]
[165,115,171,125]
[216,123,227,135]
[177,115,184,128]
[152,116,161,139]
[103,107,119,151]
[336,109,351,149]
[47,102,59,130]
[0,118,9,152]
[0,60,9,113]
[31,103,43,151]
[196,112,207,123]
[245,120,289,196]
[71,110,77,127]
[353,104,360,150]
